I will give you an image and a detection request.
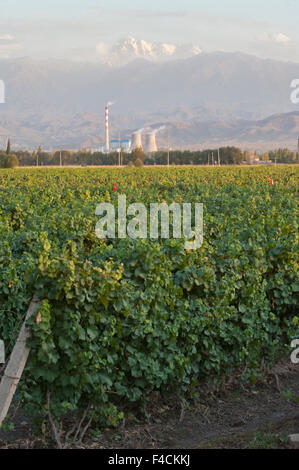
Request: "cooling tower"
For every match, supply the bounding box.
[144,126,166,153]
[144,133,158,153]
[132,132,143,150]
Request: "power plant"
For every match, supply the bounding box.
[101,103,166,154]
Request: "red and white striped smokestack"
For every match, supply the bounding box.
[105,105,109,152]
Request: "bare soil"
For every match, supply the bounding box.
[0,360,298,449]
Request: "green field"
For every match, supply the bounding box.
[0,166,298,433]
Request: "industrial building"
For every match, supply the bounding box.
[101,103,165,154]
[110,139,132,152]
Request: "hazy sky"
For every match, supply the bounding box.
[0,0,298,62]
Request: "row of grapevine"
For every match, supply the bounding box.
[0,166,298,429]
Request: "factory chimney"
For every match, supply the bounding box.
[104,101,115,153]
[105,105,109,152]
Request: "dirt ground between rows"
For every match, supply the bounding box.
[0,360,298,449]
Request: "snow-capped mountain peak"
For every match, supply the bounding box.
[97,37,202,65]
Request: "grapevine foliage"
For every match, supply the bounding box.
[0,166,298,425]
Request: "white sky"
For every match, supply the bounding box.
[0,0,298,62]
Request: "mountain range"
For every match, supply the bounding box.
[97,37,202,65]
[0,46,298,150]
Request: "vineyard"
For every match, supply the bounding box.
[0,165,298,446]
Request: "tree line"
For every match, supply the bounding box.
[1,143,298,168]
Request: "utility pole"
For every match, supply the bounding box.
[208,153,210,166]
[218,148,221,166]
[118,132,121,167]
[36,144,42,167]
[212,152,214,166]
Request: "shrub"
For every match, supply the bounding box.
[6,154,19,168]
[134,158,144,168]
[130,147,146,167]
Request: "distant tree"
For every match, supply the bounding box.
[130,147,146,166]
[134,158,144,168]
[220,146,243,165]
[6,139,11,155]
[269,148,297,164]
[0,151,7,168]
[6,154,19,168]
[37,145,42,166]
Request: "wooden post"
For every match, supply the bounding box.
[0,340,4,364]
[289,434,299,449]
[0,295,40,428]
